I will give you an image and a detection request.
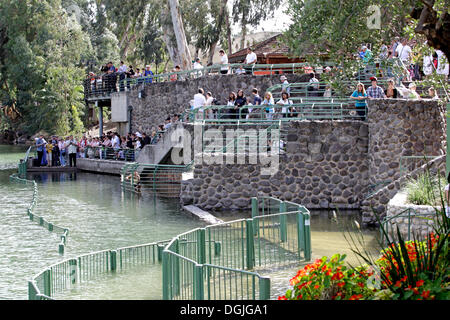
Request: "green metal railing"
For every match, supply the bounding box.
[380,208,438,246]
[28,240,170,300]
[187,101,365,124]
[162,196,311,300]
[28,196,311,300]
[121,161,193,197]
[9,172,69,255]
[84,146,139,162]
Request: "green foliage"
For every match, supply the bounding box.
[405,173,447,206]
[0,0,93,136]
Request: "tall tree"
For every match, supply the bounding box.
[168,0,192,69]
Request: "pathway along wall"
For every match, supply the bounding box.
[181,99,445,225]
[127,73,309,135]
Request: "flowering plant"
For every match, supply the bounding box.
[278,253,376,300]
[373,233,449,300]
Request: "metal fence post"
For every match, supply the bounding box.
[304,214,312,261]
[44,269,52,297]
[279,202,287,243]
[246,219,255,270]
[251,197,258,218]
[110,250,117,271]
[297,212,305,256]
[194,264,204,300]
[28,281,37,300]
[258,276,271,300]
[197,229,206,264]
[162,250,170,300]
[69,259,77,284]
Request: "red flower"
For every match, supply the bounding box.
[337,281,345,288]
[357,282,365,288]
[394,281,402,288]
[278,295,287,300]
[314,285,320,289]
[416,280,424,287]
[422,290,430,299]
[349,294,363,300]
[331,272,344,281]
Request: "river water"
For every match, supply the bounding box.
[0,145,379,300]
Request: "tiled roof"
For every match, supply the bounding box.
[228,33,293,59]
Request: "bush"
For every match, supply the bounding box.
[405,172,446,206]
[278,254,376,300]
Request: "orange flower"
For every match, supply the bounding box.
[314,285,320,289]
[349,294,363,300]
[337,281,345,288]
[394,281,402,288]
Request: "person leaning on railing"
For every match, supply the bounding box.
[350,82,368,121]
[243,47,257,74]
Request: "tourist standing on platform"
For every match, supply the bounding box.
[280,76,290,97]
[205,92,215,119]
[308,73,320,97]
[193,88,207,120]
[235,89,247,119]
[384,79,398,98]
[226,92,237,119]
[243,47,257,74]
[67,136,78,167]
[367,76,387,99]
[58,138,66,166]
[277,91,294,118]
[144,65,154,83]
[350,83,368,121]
[262,92,275,120]
[219,50,229,74]
[428,87,439,100]
[118,61,127,91]
[35,135,46,167]
[46,141,53,167]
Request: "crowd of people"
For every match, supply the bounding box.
[189,75,303,120]
[358,38,449,81]
[32,119,182,168]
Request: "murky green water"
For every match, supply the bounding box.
[0,144,379,300]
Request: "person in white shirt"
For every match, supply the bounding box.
[280,75,290,96]
[118,61,127,91]
[205,91,215,119]
[436,50,449,80]
[308,73,320,96]
[193,58,204,78]
[219,50,229,74]
[243,47,257,74]
[396,39,411,64]
[111,132,120,150]
[67,136,78,167]
[193,88,206,120]
[277,92,293,118]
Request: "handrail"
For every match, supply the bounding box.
[162,196,311,300]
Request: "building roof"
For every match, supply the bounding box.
[228,33,295,62]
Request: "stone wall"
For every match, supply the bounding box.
[127,73,310,135]
[361,155,446,225]
[184,120,370,211]
[368,99,446,187]
[385,190,441,241]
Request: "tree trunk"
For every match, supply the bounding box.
[225,10,232,55]
[168,0,192,70]
[240,24,247,50]
[413,1,450,60]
